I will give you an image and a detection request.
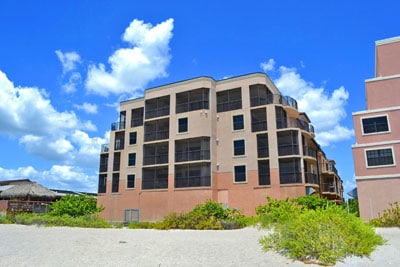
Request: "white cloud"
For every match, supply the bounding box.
[260,58,275,72]
[0,165,97,192]
[0,70,105,167]
[55,50,81,74]
[262,59,354,146]
[74,102,98,114]
[56,50,82,93]
[86,18,174,97]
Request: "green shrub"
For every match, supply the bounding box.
[292,195,331,210]
[256,197,302,227]
[128,221,155,229]
[49,194,104,217]
[0,216,13,224]
[14,213,111,228]
[370,202,400,227]
[260,204,384,265]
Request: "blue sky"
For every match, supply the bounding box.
[0,1,398,194]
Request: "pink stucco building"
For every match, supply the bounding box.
[98,72,343,222]
[352,36,400,220]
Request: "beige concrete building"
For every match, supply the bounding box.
[97,72,343,222]
[352,36,400,220]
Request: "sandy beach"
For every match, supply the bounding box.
[0,224,399,266]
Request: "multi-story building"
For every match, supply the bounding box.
[98,72,343,222]
[352,36,400,220]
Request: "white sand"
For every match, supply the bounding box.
[0,224,399,266]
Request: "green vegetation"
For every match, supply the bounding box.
[49,194,104,217]
[0,194,110,228]
[128,200,247,230]
[370,202,400,227]
[258,196,384,266]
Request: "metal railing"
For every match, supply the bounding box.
[303,146,317,158]
[305,172,319,185]
[278,144,299,156]
[144,130,169,142]
[250,94,298,110]
[111,121,125,131]
[143,154,169,165]
[175,150,210,162]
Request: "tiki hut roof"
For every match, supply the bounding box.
[0,180,56,200]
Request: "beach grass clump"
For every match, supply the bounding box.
[370,202,400,227]
[154,200,246,230]
[258,197,385,266]
[13,213,111,228]
[0,215,13,224]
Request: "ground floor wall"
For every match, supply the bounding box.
[98,171,309,222]
[357,178,400,221]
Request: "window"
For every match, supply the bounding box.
[250,84,273,107]
[144,118,169,142]
[277,130,299,156]
[112,173,119,193]
[127,174,135,189]
[276,106,287,129]
[234,140,245,156]
[234,165,246,183]
[142,166,168,189]
[143,142,169,165]
[113,152,121,171]
[362,116,389,134]
[279,158,302,184]
[366,148,394,167]
[128,153,136,166]
[178,118,188,133]
[175,163,211,188]
[258,160,270,185]
[98,174,107,193]
[99,154,108,172]
[129,132,137,145]
[233,115,244,130]
[114,132,125,150]
[176,88,209,113]
[251,108,267,132]
[145,95,170,119]
[131,107,144,127]
[217,88,242,112]
[175,137,210,162]
[257,134,269,158]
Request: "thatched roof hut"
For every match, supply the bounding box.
[0,179,56,200]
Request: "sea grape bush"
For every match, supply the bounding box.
[49,194,104,217]
[258,196,384,266]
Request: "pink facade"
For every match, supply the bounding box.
[98,73,343,222]
[352,36,400,220]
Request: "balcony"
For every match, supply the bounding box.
[175,149,210,162]
[143,154,168,165]
[144,130,169,142]
[250,94,298,110]
[305,172,319,185]
[320,162,338,175]
[286,118,314,134]
[303,146,317,159]
[278,144,299,156]
[279,172,302,184]
[175,175,211,188]
[111,121,125,131]
[321,182,338,193]
[100,144,109,153]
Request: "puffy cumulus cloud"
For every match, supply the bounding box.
[0,165,97,192]
[260,58,275,72]
[55,50,82,93]
[70,130,107,168]
[261,59,354,146]
[0,70,104,167]
[73,102,98,114]
[86,18,174,97]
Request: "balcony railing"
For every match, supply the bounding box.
[303,146,317,158]
[278,144,299,156]
[100,144,109,153]
[250,94,298,110]
[251,121,267,132]
[175,149,210,162]
[279,172,302,184]
[111,121,125,131]
[286,118,314,134]
[321,162,338,175]
[145,107,170,119]
[305,172,319,185]
[144,130,169,142]
[175,175,211,188]
[143,154,168,165]
[321,182,337,193]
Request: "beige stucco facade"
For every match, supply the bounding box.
[98,72,343,222]
[352,36,400,220]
